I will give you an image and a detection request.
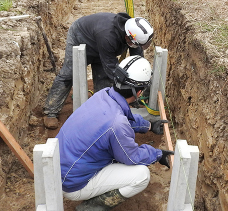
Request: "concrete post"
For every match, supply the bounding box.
[73,46,81,111]
[73,44,88,111]
[159,48,168,103]
[167,139,199,211]
[36,205,47,211]
[33,138,64,211]
[185,145,199,206]
[131,46,168,121]
[42,138,64,211]
[34,144,46,208]
[149,46,168,110]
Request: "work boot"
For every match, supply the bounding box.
[75,189,126,211]
[43,114,58,129]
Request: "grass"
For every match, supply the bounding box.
[215,24,228,48]
[199,21,228,51]
[210,65,226,74]
[0,0,13,11]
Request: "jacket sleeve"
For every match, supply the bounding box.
[110,115,162,165]
[129,114,150,133]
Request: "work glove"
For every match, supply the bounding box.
[159,150,174,168]
[150,120,168,135]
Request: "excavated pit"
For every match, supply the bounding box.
[0,0,227,210]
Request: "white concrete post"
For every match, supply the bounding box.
[42,138,64,211]
[167,139,199,211]
[185,145,199,206]
[34,144,46,208]
[73,44,88,111]
[159,48,168,102]
[73,46,81,111]
[36,205,47,211]
[33,138,64,211]
[167,139,191,211]
[149,46,168,110]
[131,46,168,120]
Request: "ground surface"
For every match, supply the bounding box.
[0,0,227,210]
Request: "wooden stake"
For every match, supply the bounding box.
[0,120,34,178]
[157,91,174,169]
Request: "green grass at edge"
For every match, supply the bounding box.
[0,0,13,12]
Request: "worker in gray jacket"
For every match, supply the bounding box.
[43,12,154,129]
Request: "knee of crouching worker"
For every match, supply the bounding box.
[135,165,150,185]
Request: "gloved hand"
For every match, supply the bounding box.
[159,150,174,168]
[150,120,168,135]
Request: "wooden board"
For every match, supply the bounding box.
[0,120,34,178]
[157,91,174,168]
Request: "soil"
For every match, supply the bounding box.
[0,0,228,211]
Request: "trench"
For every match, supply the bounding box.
[0,0,228,210]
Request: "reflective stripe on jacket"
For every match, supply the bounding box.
[57,87,162,192]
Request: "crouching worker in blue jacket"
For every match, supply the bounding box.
[56,55,174,211]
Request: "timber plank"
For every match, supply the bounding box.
[0,120,34,178]
[157,91,174,168]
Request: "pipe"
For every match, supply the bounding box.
[0,14,30,22]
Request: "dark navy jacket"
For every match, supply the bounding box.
[72,12,143,79]
[57,87,162,193]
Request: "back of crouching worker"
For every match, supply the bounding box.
[56,55,174,211]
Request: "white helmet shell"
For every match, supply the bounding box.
[125,17,153,45]
[119,55,152,83]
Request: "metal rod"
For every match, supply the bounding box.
[35,16,57,75]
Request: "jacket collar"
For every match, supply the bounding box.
[107,87,135,121]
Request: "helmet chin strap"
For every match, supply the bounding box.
[131,87,140,109]
[116,81,140,109]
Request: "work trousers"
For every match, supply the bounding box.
[44,21,113,116]
[63,163,150,201]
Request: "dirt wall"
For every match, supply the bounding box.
[0,13,44,197]
[146,0,228,210]
[0,0,75,198]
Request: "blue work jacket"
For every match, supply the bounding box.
[57,87,162,192]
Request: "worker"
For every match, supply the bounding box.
[44,12,154,129]
[56,56,174,211]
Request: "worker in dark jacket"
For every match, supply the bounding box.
[44,12,154,129]
[56,56,174,211]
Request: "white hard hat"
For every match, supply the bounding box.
[114,55,152,88]
[125,17,154,45]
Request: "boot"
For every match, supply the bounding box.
[43,114,58,129]
[75,189,126,211]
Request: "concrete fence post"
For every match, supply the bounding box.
[73,44,88,111]
[34,144,46,208]
[131,46,168,120]
[149,46,168,111]
[33,138,64,211]
[185,145,199,206]
[159,48,168,103]
[167,139,199,211]
[36,205,47,211]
